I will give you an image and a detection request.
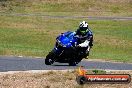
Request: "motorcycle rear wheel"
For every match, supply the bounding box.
[69,61,77,66]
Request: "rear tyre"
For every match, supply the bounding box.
[69,61,76,66]
[76,57,83,63]
[85,50,89,56]
[45,51,56,65]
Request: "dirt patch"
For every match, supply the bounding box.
[0,70,131,88]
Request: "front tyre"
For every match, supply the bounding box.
[45,51,56,65]
[45,58,54,65]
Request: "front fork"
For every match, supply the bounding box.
[54,47,64,56]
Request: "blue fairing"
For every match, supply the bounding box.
[56,31,78,48]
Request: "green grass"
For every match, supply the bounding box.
[89,20,132,62]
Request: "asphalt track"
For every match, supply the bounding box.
[0,56,132,72]
[1,13,132,20]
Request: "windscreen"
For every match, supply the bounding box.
[65,32,73,39]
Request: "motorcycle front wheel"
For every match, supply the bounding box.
[45,51,56,65]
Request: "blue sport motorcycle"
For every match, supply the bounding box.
[45,31,89,66]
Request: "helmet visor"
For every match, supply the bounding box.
[80,27,87,34]
[80,27,87,31]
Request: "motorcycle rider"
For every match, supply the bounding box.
[74,21,93,57]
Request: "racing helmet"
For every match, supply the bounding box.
[79,21,88,35]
